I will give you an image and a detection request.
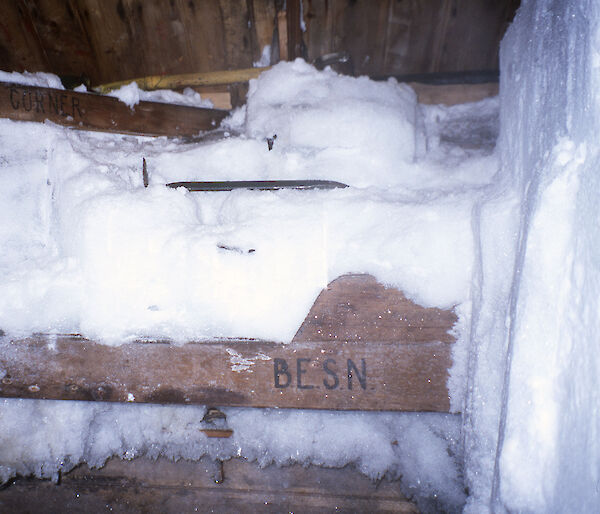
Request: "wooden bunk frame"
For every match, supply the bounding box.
[0,274,456,413]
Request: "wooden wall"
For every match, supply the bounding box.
[304,0,519,76]
[0,0,519,88]
[0,0,272,86]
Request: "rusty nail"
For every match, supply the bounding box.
[142,157,149,187]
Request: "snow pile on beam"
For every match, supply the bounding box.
[0,60,501,512]
[0,60,491,344]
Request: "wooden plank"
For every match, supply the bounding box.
[218,0,255,70]
[302,0,391,76]
[286,0,303,60]
[294,274,456,343]
[247,0,277,63]
[410,82,499,106]
[0,275,456,412]
[0,335,452,412]
[302,0,519,77]
[193,85,232,110]
[0,82,228,137]
[1,0,518,89]
[94,67,270,94]
[76,0,256,87]
[0,457,419,512]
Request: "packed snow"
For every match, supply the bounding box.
[39,17,600,506]
[0,59,492,346]
[0,1,591,511]
[0,59,497,511]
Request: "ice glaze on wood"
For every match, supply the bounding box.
[0,82,228,137]
[0,457,419,513]
[0,275,456,412]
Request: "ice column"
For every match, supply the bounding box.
[475,0,600,511]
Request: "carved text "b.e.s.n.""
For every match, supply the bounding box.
[273,357,367,391]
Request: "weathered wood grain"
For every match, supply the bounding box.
[302,0,518,76]
[0,82,227,137]
[1,0,517,85]
[18,0,96,81]
[0,457,419,513]
[0,1,50,73]
[294,274,457,343]
[0,336,452,412]
[286,0,304,60]
[0,275,456,412]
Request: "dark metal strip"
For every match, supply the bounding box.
[166,180,349,191]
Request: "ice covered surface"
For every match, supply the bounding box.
[0,400,465,512]
[0,61,500,511]
[461,0,600,511]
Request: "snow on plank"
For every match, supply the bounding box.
[0,275,456,412]
[0,82,227,137]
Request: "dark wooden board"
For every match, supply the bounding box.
[0,335,451,412]
[0,457,419,513]
[294,274,456,343]
[0,82,228,137]
[0,275,456,412]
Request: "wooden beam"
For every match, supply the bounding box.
[94,68,271,94]
[0,335,452,412]
[0,82,228,137]
[0,457,419,512]
[0,275,456,412]
[410,82,499,106]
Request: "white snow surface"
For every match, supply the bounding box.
[2,2,598,510]
[0,61,501,512]
[462,1,600,512]
[108,81,214,109]
[0,70,64,89]
[0,60,493,344]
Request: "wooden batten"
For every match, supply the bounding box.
[411,82,500,106]
[0,457,419,512]
[0,275,456,412]
[94,68,271,94]
[0,82,228,138]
